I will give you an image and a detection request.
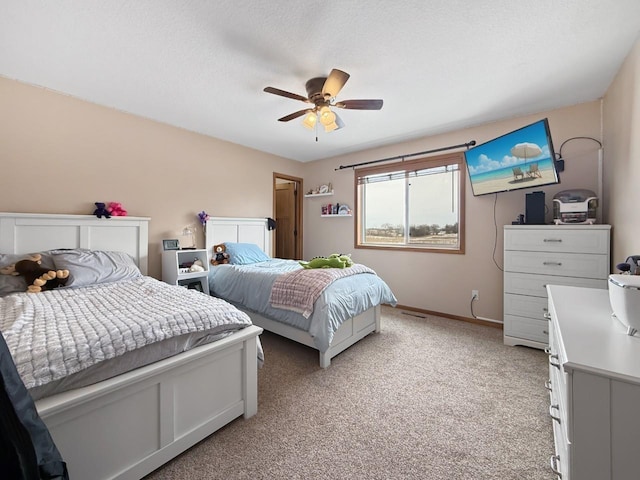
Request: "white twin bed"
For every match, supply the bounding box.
[0,213,262,480]
[205,217,397,368]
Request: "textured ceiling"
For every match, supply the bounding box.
[1,1,639,162]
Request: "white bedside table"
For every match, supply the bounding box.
[161,248,210,294]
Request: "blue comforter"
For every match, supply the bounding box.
[208,259,397,352]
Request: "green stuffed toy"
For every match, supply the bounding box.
[299,253,354,269]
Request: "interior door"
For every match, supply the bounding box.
[275,182,297,259]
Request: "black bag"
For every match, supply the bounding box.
[0,332,68,479]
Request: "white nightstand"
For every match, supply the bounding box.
[161,249,210,294]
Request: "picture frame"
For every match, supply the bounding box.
[162,239,180,250]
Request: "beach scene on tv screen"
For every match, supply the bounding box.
[466,121,557,196]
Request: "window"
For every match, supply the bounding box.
[355,152,465,253]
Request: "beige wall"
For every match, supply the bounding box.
[0,74,611,322]
[302,102,603,321]
[0,77,305,278]
[603,37,640,268]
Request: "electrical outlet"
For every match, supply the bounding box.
[472,290,479,300]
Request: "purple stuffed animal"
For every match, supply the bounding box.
[93,202,111,218]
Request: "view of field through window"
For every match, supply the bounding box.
[358,161,461,249]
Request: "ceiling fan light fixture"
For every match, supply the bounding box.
[319,106,336,126]
[324,111,345,132]
[302,112,317,130]
[323,121,339,132]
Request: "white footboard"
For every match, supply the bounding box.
[320,305,381,368]
[36,325,262,480]
[247,305,381,368]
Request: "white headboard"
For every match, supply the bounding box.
[205,217,272,259]
[0,213,150,274]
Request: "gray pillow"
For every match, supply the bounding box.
[0,252,56,296]
[51,249,142,288]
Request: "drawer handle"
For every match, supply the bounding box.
[544,379,552,391]
[543,330,549,335]
[550,454,562,478]
[544,239,563,243]
[544,312,551,319]
[543,261,562,266]
[549,404,561,423]
[547,350,560,369]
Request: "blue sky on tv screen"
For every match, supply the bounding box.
[465,120,552,177]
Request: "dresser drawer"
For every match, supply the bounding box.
[505,227,609,254]
[551,408,570,480]
[504,315,549,343]
[504,293,549,319]
[548,302,570,443]
[504,272,607,297]
[504,251,608,278]
[549,353,568,436]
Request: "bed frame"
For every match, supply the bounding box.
[205,216,381,368]
[0,213,262,480]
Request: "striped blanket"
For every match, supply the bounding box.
[269,264,376,318]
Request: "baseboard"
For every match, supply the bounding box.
[394,304,503,329]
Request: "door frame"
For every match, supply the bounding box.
[273,172,303,259]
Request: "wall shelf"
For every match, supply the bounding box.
[305,192,334,198]
[321,214,352,217]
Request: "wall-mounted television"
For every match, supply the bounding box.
[464,118,560,196]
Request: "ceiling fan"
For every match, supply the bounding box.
[263,68,383,133]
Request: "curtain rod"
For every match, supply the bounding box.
[334,140,476,171]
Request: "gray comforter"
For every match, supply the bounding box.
[1,276,257,390]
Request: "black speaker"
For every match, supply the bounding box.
[525,191,545,224]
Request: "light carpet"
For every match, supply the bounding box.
[145,306,554,479]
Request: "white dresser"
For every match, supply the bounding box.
[503,225,610,349]
[546,285,640,480]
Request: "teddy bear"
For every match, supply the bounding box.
[0,253,70,293]
[189,259,205,272]
[107,202,128,216]
[210,244,230,266]
[93,202,111,218]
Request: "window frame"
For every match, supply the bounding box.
[354,152,466,254]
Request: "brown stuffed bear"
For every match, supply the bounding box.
[210,244,230,266]
[0,253,70,293]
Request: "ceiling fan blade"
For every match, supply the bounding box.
[322,69,350,98]
[264,86,310,103]
[334,99,384,110]
[278,109,313,122]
